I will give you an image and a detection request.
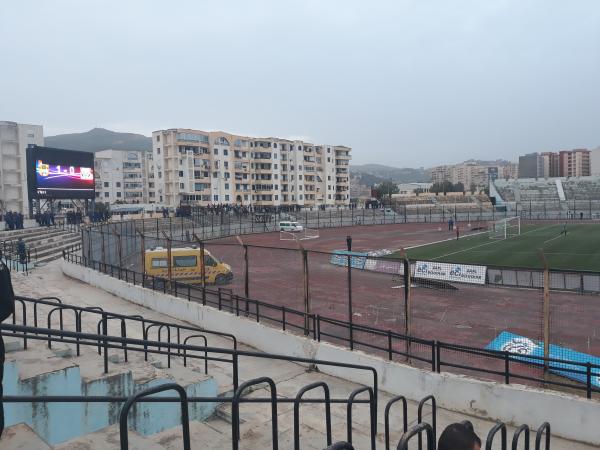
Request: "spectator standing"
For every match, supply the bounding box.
[0,258,15,439]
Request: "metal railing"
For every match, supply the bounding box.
[1,322,379,450]
[63,247,600,399]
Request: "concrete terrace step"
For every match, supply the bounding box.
[54,424,164,450]
[4,337,220,447]
[1,228,68,245]
[0,226,73,241]
[33,235,80,260]
[1,423,53,450]
[18,233,79,254]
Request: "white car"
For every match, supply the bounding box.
[279,221,303,232]
[383,208,396,216]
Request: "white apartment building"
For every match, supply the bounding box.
[397,182,433,196]
[430,162,515,189]
[0,121,44,215]
[151,129,351,208]
[94,149,148,204]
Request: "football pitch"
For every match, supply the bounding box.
[402,223,600,271]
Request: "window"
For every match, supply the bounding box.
[104,182,109,187]
[274,164,278,169]
[214,149,219,155]
[116,192,122,198]
[225,183,230,189]
[327,157,331,162]
[204,254,217,267]
[224,149,228,156]
[275,195,278,200]
[328,176,331,181]
[179,171,184,177]
[157,148,161,154]
[156,135,160,142]
[328,194,331,199]
[225,194,230,201]
[158,172,162,178]
[180,183,184,189]
[116,182,121,188]
[173,255,197,268]
[213,195,219,201]
[299,194,303,199]
[104,192,109,198]
[151,258,168,268]
[244,194,248,200]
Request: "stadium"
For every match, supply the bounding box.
[2,177,600,448]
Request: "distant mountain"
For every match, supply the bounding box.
[45,128,152,152]
[350,164,429,186]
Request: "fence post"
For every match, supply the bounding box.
[346,235,353,350]
[586,363,592,399]
[162,231,172,290]
[302,248,310,336]
[538,250,551,372]
[244,244,249,300]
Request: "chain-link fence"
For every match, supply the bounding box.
[78,217,600,395]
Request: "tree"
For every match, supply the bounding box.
[373,181,399,202]
[470,183,477,195]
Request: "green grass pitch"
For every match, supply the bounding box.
[402,223,600,271]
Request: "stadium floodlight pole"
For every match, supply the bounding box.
[538,249,551,373]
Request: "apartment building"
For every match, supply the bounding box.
[94,149,149,203]
[151,128,351,208]
[518,150,591,178]
[591,147,600,176]
[429,162,501,189]
[559,149,591,177]
[0,121,44,215]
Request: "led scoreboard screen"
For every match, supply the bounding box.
[26,145,95,199]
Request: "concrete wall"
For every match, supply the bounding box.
[62,260,600,445]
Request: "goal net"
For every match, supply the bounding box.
[489,217,521,239]
[279,228,320,241]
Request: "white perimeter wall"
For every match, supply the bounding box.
[62,260,600,445]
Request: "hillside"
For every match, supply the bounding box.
[350,164,429,186]
[45,128,151,152]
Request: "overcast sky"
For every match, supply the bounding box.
[1,1,599,167]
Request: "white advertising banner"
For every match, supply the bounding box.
[413,261,487,285]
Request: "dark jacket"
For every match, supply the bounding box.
[0,263,15,322]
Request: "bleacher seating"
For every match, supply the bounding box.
[494,178,560,202]
[561,176,600,200]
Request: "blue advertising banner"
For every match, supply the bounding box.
[486,331,600,388]
[329,250,368,269]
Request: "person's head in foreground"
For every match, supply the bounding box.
[438,422,481,450]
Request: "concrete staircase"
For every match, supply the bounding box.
[1,332,221,448]
[0,226,80,265]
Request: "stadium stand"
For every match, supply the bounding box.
[561,176,600,200]
[494,178,561,203]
